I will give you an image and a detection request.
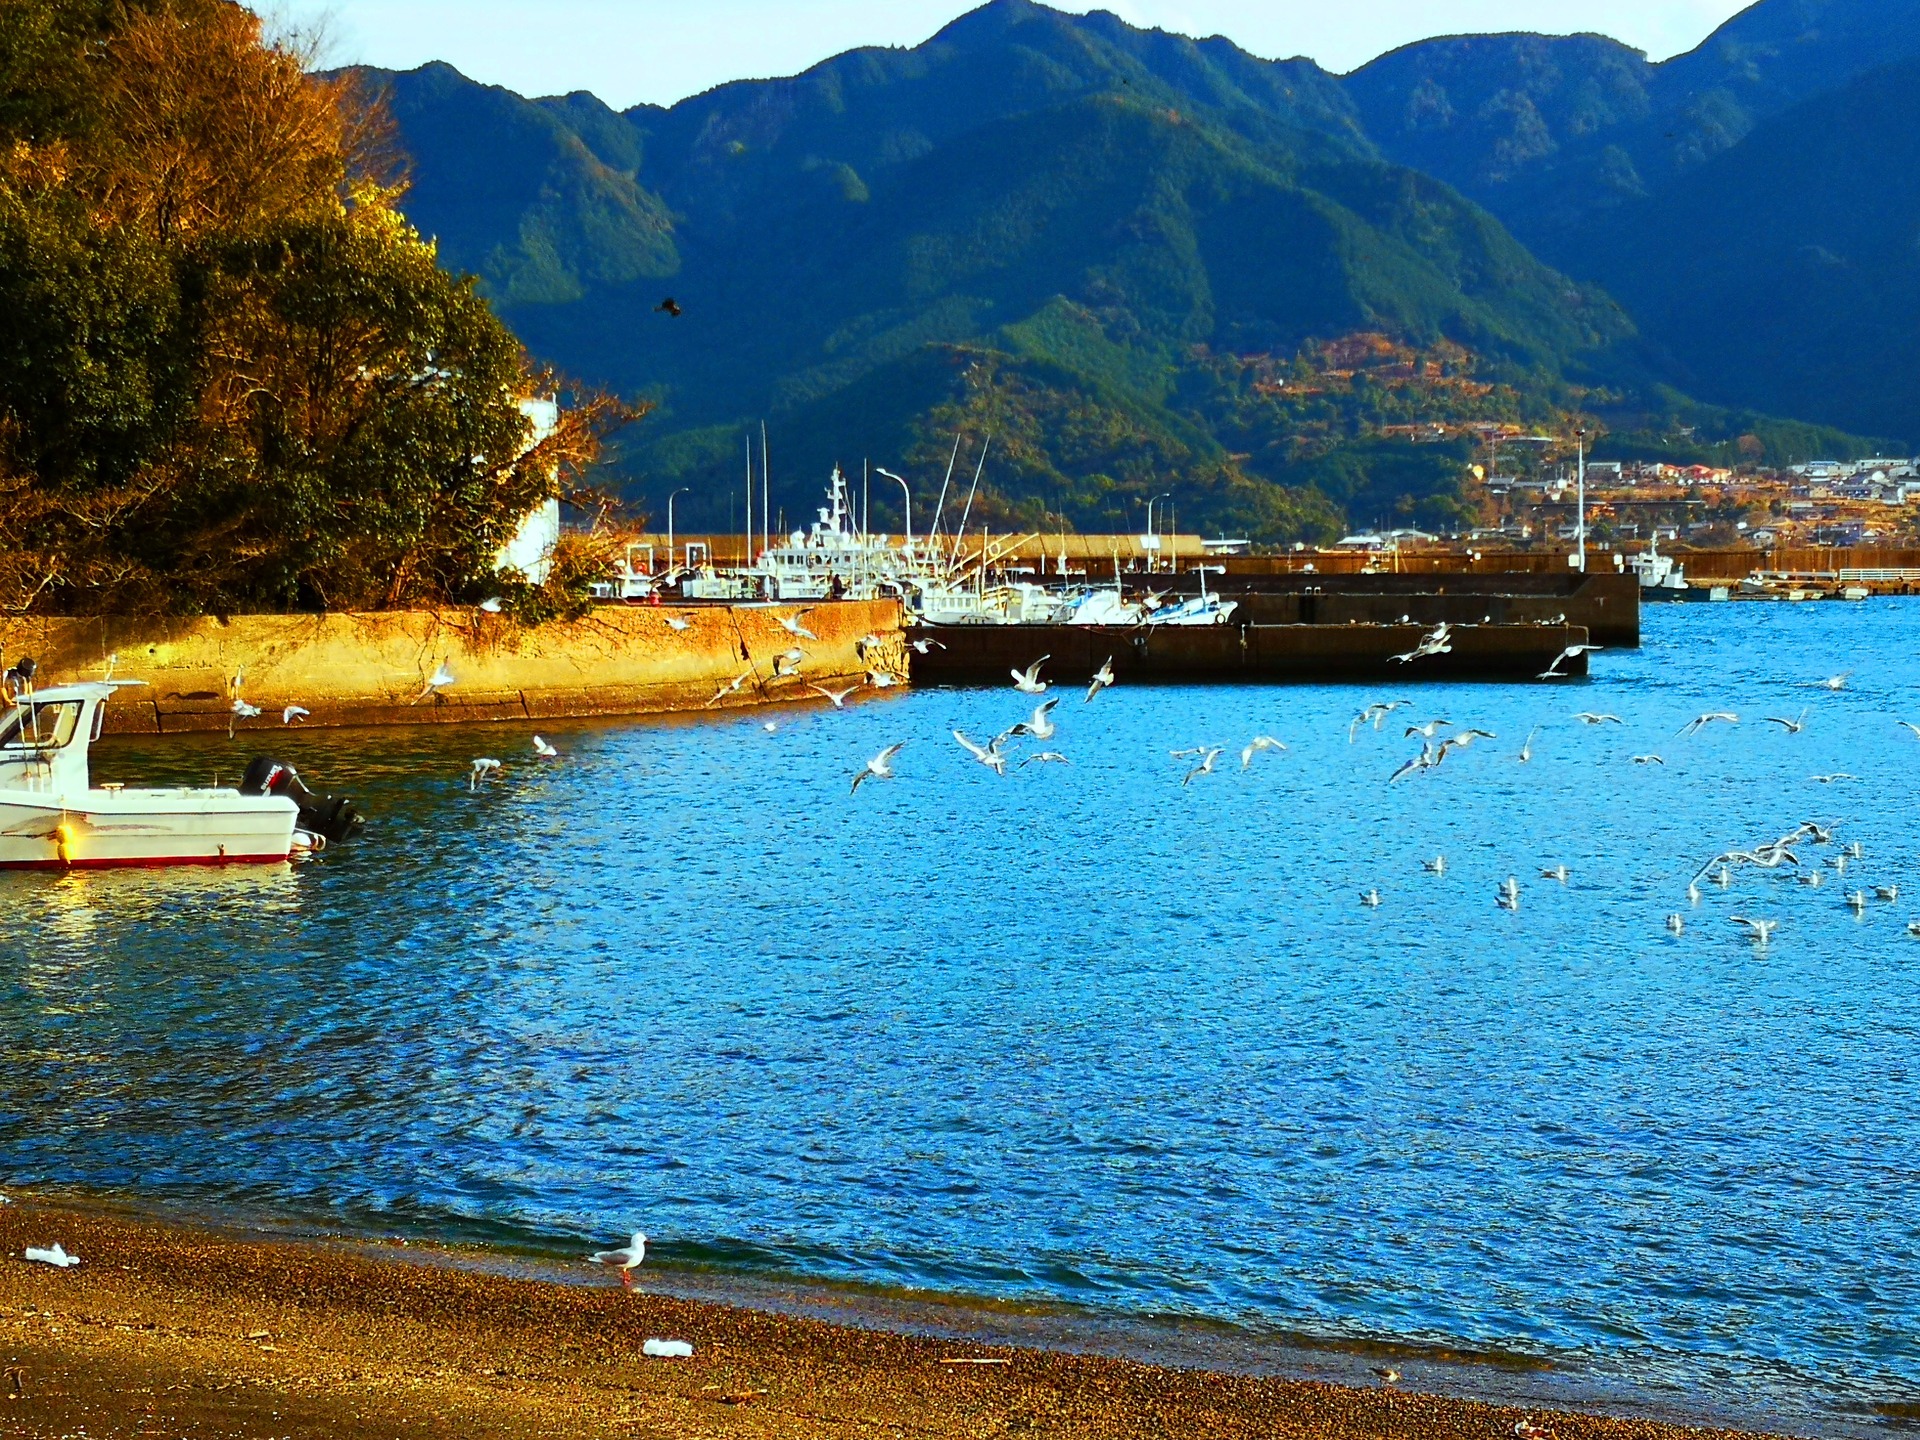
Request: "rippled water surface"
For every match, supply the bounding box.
[3,602,1918,1430]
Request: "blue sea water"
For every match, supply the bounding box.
[2,600,1917,1431]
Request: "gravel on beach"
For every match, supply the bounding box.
[0,1199,1780,1440]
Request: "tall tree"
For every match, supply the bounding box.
[0,0,629,615]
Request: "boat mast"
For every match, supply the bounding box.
[952,435,990,578]
[928,433,962,554]
[761,421,770,553]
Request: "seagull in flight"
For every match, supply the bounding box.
[1809,773,1856,785]
[1537,643,1603,680]
[1241,736,1287,769]
[1728,916,1778,945]
[1900,721,1920,740]
[1020,751,1071,767]
[1518,727,1539,763]
[532,735,559,758]
[1632,754,1664,765]
[1677,712,1738,737]
[1350,701,1410,740]
[808,682,860,709]
[780,610,819,641]
[419,661,456,698]
[1540,864,1570,883]
[1404,718,1454,739]
[851,743,905,794]
[1006,698,1060,742]
[1574,712,1623,725]
[908,637,946,655]
[282,705,309,725]
[708,667,756,706]
[1011,655,1051,695]
[588,1232,648,1287]
[1763,708,1809,734]
[1389,745,1436,784]
[468,758,501,791]
[1807,671,1851,691]
[953,729,1008,775]
[1182,747,1225,786]
[665,615,692,632]
[1086,656,1115,703]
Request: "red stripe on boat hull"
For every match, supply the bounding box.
[0,853,290,870]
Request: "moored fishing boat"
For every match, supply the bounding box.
[0,675,362,869]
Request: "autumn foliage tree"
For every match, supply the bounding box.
[0,0,632,615]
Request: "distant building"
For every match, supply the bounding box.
[496,397,561,586]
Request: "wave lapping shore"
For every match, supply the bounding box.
[0,1201,1783,1440]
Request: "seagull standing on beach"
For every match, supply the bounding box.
[1086,656,1115,704]
[588,1232,648,1287]
[1011,656,1050,695]
[851,743,905,795]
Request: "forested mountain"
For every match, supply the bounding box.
[1347,0,1920,256]
[357,0,1910,539]
[1571,55,1920,441]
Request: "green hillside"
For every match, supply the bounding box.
[355,0,1896,539]
[1345,0,1920,258]
[1572,56,1920,443]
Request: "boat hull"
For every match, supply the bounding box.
[0,787,299,869]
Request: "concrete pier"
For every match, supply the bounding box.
[909,621,1593,686]
[1166,572,1640,648]
[2,601,903,734]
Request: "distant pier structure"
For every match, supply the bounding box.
[908,573,1633,687]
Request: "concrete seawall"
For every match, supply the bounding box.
[1,602,904,735]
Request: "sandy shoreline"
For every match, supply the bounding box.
[0,1196,1795,1440]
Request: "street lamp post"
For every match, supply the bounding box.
[1145,491,1171,572]
[875,467,912,559]
[666,487,691,570]
[1575,428,1587,572]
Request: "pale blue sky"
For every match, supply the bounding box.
[264,0,1757,109]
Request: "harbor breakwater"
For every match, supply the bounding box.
[0,601,903,734]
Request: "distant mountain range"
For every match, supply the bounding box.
[355,0,1920,538]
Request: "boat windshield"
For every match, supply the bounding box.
[0,701,83,751]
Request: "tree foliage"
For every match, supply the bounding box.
[0,0,631,615]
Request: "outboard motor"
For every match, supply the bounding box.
[239,757,367,844]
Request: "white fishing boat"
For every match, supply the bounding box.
[0,676,360,869]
